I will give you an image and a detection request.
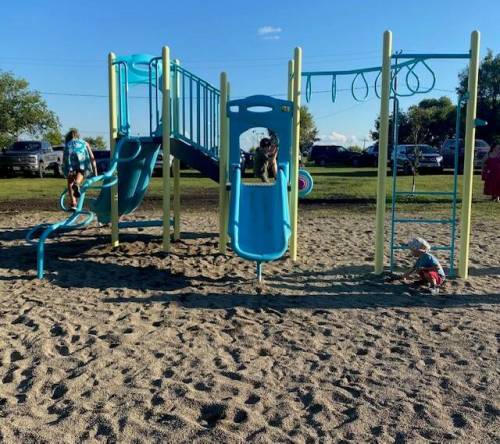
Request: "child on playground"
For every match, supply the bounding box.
[63,129,97,210]
[481,139,500,202]
[402,237,445,294]
[253,137,278,183]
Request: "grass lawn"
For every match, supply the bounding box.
[0,166,497,218]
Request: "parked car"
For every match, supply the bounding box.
[93,150,111,174]
[309,144,356,166]
[353,144,379,167]
[440,138,490,171]
[0,141,62,177]
[391,144,443,174]
[241,150,254,171]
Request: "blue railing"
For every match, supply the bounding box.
[113,55,221,160]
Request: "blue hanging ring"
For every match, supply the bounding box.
[305,75,312,103]
[405,60,422,94]
[351,72,369,102]
[417,59,436,94]
[331,75,337,103]
[374,69,382,98]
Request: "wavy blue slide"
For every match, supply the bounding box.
[26,136,161,278]
[91,138,161,224]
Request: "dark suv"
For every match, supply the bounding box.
[440,138,490,170]
[309,145,355,166]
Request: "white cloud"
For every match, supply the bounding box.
[317,131,369,147]
[257,26,282,39]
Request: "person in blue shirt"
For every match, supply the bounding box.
[62,129,97,210]
[403,237,445,294]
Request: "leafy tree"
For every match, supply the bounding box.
[299,105,318,152]
[44,129,64,146]
[457,49,500,143]
[348,145,364,153]
[370,110,412,146]
[406,97,455,146]
[84,136,107,150]
[0,71,60,148]
[371,97,455,147]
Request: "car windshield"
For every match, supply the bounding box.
[9,142,41,152]
[417,146,436,154]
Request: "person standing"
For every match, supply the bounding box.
[482,139,500,203]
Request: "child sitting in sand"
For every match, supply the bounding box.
[402,237,445,294]
[62,129,97,211]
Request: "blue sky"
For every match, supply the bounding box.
[1,0,498,147]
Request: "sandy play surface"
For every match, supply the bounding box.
[0,207,499,443]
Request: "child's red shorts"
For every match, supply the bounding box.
[419,270,444,286]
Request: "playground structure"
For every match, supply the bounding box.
[27,47,304,280]
[26,30,480,281]
[302,30,481,279]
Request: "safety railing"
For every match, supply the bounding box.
[171,63,220,159]
[114,55,221,160]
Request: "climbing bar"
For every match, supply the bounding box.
[393,218,455,224]
[391,52,470,60]
[394,191,455,196]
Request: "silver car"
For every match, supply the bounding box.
[392,144,444,174]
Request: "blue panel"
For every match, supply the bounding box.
[91,137,161,224]
[226,95,293,264]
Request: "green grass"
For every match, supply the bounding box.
[0,166,497,218]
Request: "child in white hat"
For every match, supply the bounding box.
[402,237,445,294]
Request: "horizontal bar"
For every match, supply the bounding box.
[395,191,455,196]
[393,245,453,251]
[391,53,470,60]
[394,218,455,224]
[118,219,173,228]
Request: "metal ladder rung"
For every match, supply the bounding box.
[393,245,453,251]
[394,191,455,197]
[394,218,455,224]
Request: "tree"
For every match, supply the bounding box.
[406,97,455,146]
[457,49,500,143]
[0,71,60,148]
[299,105,318,152]
[44,129,63,146]
[370,97,455,147]
[84,136,107,150]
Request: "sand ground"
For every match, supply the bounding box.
[0,207,499,443]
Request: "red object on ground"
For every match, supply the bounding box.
[419,270,444,286]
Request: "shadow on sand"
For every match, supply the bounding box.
[1,226,498,310]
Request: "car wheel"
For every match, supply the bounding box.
[352,158,359,167]
[319,159,326,166]
[54,164,63,178]
[403,163,412,176]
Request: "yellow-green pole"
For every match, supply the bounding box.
[290,47,302,261]
[173,59,181,241]
[162,46,171,252]
[108,52,119,247]
[458,30,480,279]
[218,72,229,254]
[374,31,392,274]
[287,59,294,209]
[287,60,294,101]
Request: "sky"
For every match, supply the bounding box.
[0,0,499,148]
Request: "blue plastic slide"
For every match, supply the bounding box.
[26,136,161,278]
[91,137,161,223]
[226,95,294,277]
[229,165,290,262]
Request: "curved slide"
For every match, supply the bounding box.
[27,136,161,278]
[228,164,291,262]
[91,138,161,224]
